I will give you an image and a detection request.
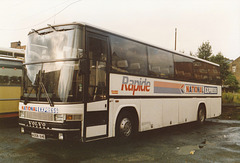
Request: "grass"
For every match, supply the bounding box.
[220,92,240,120]
[222,92,240,104]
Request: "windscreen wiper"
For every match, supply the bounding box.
[39,82,54,107]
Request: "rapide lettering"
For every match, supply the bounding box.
[121,76,150,95]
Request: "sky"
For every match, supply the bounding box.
[0,0,239,60]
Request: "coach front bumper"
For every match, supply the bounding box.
[19,118,81,140]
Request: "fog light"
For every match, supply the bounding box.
[58,133,64,140]
[20,127,25,133]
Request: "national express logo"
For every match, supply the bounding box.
[121,76,151,95]
[22,105,58,113]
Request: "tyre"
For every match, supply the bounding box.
[197,105,206,124]
[116,111,136,140]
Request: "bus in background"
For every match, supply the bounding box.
[0,47,25,59]
[19,22,221,142]
[0,53,23,118]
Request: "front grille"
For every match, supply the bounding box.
[24,111,54,121]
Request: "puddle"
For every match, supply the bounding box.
[223,127,240,146]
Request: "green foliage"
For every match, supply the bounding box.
[222,92,234,103]
[209,52,230,82]
[222,92,240,104]
[224,73,239,92]
[235,94,240,103]
[197,41,212,60]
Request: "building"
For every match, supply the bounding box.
[11,41,26,50]
[229,57,240,83]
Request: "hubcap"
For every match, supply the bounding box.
[120,118,132,137]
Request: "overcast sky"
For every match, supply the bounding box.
[0,0,239,60]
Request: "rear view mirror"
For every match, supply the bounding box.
[78,49,84,58]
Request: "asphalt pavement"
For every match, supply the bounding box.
[0,118,240,163]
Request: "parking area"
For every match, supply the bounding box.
[0,118,240,163]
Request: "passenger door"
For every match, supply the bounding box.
[84,32,109,141]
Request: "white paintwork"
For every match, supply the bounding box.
[179,98,198,123]
[87,100,107,112]
[162,99,179,126]
[140,99,163,131]
[210,98,222,118]
[86,125,107,138]
[110,97,222,135]
[108,98,114,137]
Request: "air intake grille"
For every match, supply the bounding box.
[25,111,54,121]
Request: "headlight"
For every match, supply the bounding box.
[54,114,65,121]
[19,111,25,118]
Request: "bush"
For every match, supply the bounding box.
[222,92,240,104]
[222,92,234,103]
[233,94,240,104]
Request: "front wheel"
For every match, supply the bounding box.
[116,112,136,140]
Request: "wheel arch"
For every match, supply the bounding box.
[113,106,140,137]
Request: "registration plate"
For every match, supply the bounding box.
[31,132,46,140]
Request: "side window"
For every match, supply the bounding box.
[0,65,22,86]
[193,61,209,83]
[88,36,108,102]
[110,35,147,75]
[0,51,13,57]
[174,55,194,81]
[14,53,25,58]
[148,47,174,79]
[208,64,221,85]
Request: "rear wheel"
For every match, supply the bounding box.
[197,105,206,124]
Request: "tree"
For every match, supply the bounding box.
[209,52,230,82]
[224,73,239,92]
[197,41,212,60]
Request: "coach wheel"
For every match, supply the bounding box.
[116,112,136,140]
[197,105,206,124]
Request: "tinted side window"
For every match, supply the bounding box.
[148,47,174,79]
[0,66,22,86]
[208,64,221,85]
[14,53,24,58]
[174,55,194,81]
[0,51,13,56]
[110,35,147,75]
[193,61,209,83]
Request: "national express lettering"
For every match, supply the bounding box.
[121,76,150,95]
